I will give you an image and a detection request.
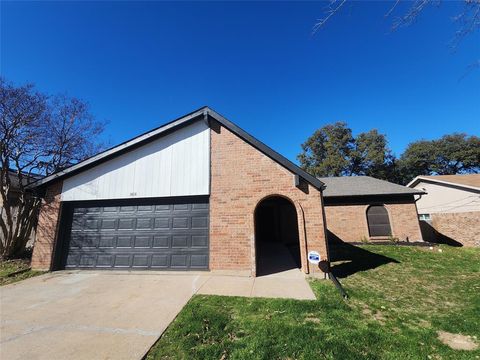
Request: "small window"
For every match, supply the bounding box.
[367,205,392,237]
[419,214,431,221]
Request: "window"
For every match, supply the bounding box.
[366,205,392,237]
[419,214,431,221]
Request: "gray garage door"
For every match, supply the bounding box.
[61,198,209,270]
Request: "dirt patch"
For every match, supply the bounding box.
[437,331,478,351]
[304,317,321,324]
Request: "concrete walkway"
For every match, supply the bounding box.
[199,268,316,300]
[1,270,315,360]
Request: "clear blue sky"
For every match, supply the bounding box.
[1,1,479,163]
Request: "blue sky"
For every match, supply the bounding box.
[2,1,479,163]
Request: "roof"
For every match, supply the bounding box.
[30,106,325,191]
[318,176,424,198]
[407,174,480,191]
[2,169,43,190]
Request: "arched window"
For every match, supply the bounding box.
[367,205,392,237]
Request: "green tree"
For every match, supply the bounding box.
[297,122,353,177]
[298,123,394,179]
[400,134,480,182]
[350,129,394,179]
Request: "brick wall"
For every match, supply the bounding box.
[431,211,480,247]
[31,181,63,270]
[209,122,328,276]
[324,201,423,243]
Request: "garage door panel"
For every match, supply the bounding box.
[62,198,209,270]
[97,255,114,267]
[191,254,208,268]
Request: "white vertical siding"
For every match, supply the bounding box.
[61,120,210,201]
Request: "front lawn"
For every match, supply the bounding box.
[0,259,44,286]
[146,245,480,359]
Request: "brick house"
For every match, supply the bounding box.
[320,176,424,244]
[407,174,480,247]
[30,107,329,276]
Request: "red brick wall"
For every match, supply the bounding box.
[325,201,423,242]
[209,122,328,276]
[31,181,63,270]
[431,211,480,247]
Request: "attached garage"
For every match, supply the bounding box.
[56,197,209,270]
[31,107,330,276]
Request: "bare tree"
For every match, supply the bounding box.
[0,78,105,259]
[313,0,480,70]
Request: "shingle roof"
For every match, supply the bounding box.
[408,174,480,190]
[318,176,424,197]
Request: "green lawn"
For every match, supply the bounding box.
[0,259,44,286]
[146,245,480,360]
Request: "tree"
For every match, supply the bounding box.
[0,78,105,259]
[298,122,394,179]
[350,129,394,179]
[400,133,480,181]
[298,122,354,177]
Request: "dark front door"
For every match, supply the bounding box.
[58,197,209,270]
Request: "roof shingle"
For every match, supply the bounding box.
[318,176,424,197]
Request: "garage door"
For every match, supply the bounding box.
[59,198,209,270]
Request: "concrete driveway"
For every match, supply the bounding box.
[1,269,315,360]
[0,271,210,360]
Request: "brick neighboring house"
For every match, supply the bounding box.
[30,107,329,277]
[407,174,480,247]
[319,176,424,244]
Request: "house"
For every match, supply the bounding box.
[1,169,42,249]
[319,176,424,244]
[407,174,480,247]
[30,107,329,276]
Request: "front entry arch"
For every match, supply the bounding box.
[254,196,301,276]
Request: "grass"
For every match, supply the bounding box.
[146,245,480,360]
[0,259,44,286]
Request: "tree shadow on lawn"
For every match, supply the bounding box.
[327,230,399,278]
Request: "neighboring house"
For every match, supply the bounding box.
[30,107,329,276]
[407,174,480,247]
[1,169,42,248]
[319,176,424,244]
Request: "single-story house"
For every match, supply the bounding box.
[30,107,329,276]
[407,174,480,247]
[28,107,431,277]
[319,176,424,243]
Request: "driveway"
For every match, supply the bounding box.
[0,271,210,360]
[0,269,315,360]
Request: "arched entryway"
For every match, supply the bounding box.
[254,196,301,276]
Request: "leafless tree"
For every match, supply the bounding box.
[313,0,480,71]
[0,78,105,259]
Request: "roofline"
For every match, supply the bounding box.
[206,108,324,190]
[323,190,425,199]
[407,176,480,192]
[30,106,209,188]
[30,107,325,191]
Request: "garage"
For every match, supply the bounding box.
[32,107,329,276]
[56,197,209,270]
